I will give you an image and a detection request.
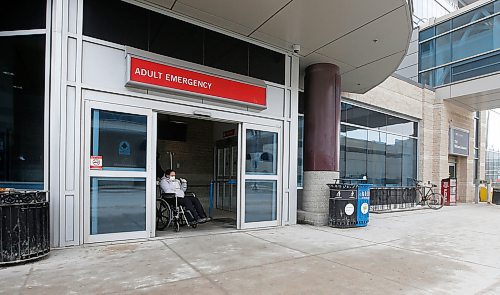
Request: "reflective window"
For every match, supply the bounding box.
[386,134,403,185]
[451,50,500,83]
[387,115,417,137]
[149,11,204,65]
[452,3,496,29]
[435,66,451,86]
[245,180,277,222]
[0,35,46,189]
[91,110,147,171]
[249,44,285,85]
[367,109,387,131]
[367,131,386,185]
[298,92,304,114]
[345,126,367,179]
[402,138,417,186]
[436,20,451,35]
[419,70,434,87]
[297,116,304,187]
[83,0,148,50]
[345,105,369,127]
[90,178,146,235]
[245,130,278,175]
[340,125,346,178]
[419,27,435,41]
[204,30,248,76]
[435,34,451,66]
[452,17,494,62]
[420,40,435,70]
[0,2,47,31]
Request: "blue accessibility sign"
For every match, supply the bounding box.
[119,141,131,156]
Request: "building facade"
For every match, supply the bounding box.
[1,0,416,247]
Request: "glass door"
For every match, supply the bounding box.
[239,123,281,229]
[83,101,152,243]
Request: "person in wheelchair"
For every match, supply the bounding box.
[160,169,210,223]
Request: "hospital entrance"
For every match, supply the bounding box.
[155,113,281,236]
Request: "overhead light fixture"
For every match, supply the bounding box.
[193,110,212,118]
[372,39,379,43]
[12,85,23,90]
[2,71,14,76]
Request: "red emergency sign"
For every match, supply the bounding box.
[127,56,267,108]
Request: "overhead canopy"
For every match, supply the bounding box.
[144,0,413,93]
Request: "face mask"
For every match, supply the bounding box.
[169,176,175,181]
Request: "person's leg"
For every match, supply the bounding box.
[186,196,207,219]
[177,197,199,221]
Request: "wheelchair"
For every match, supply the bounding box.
[156,192,198,232]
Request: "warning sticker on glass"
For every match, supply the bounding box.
[345,203,355,216]
[90,156,103,170]
[361,203,369,214]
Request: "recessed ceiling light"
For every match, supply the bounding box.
[372,39,379,43]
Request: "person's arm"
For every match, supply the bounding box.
[179,178,188,192]
[160,177,173,193]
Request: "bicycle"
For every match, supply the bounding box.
[413,179,444,209]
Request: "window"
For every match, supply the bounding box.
[297,115,304,187]
[419,27,435,41]
[0,35,46,189]
[340,103,418,186]
[420,40,435,71]
[435,34,451,66]
[452,17,494,62]
[204,30,248,76]
[345,126,367,179]
[436,20,451,35]
[83,0,286,85]
[386,134,403,185]
[148,11,204,65]
[452,2,496,29]
[83,0,148,50]
[402,137,417,186]
[367,130,386,185]
[249,44,285,85]
[0,2,47,31]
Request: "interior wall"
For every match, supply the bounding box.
[157,116,214,207]
[157,116,238,211]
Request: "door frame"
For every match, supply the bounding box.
[83,100,153,244]
[239,122,282,229]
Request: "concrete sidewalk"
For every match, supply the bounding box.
[1,204,499,294]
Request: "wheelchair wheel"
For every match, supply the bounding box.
[156,198,172,230]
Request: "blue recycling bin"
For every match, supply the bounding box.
[356,184,372,227]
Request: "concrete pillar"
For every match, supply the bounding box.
[298,64,341,225]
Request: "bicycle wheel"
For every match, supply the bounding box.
[156,198,172,230]
[427,193,444,210]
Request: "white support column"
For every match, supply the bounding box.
[49,0,65,247]
[288,55,300,225]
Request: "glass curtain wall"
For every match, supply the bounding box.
[419,0,500,87]
[340,103,418,186]
[0,2,47,189]
[297,99,418,187]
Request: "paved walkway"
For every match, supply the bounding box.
[1,204,500,294]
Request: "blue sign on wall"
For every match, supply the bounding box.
[119,141,131,156]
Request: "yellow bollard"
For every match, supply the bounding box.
[479,187,487,202]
